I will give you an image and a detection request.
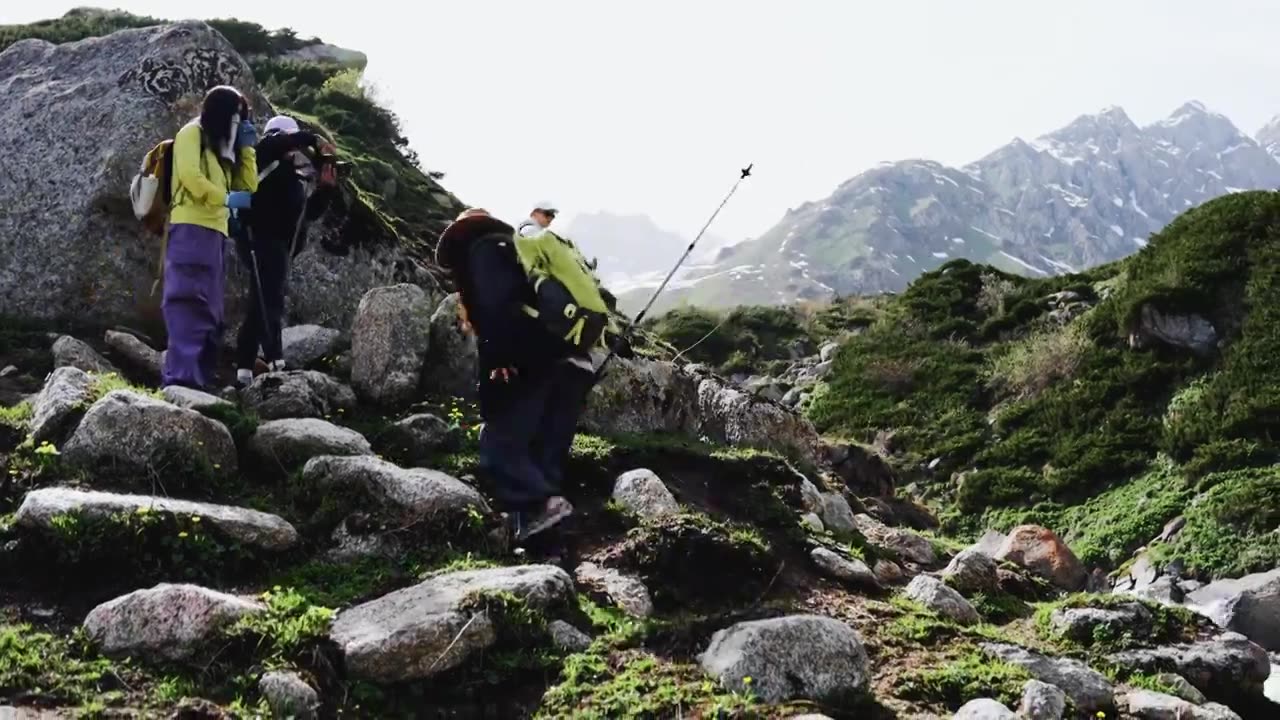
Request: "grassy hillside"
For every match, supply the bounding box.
[650,191,1280,578]
[0,9,463,263]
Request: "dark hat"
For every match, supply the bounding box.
[436,208,515,271]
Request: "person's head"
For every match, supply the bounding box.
[200,85,247,150]
[531,201,557,228]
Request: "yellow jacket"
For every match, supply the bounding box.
[168,121,257,235]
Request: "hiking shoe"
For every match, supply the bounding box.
[523,496,574,540]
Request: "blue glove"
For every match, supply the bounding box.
[226,191,253,210]
[236,120,257,149]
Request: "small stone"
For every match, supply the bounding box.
[612,469,679,519]
[953,699,1016,719]
[799,478,824,515]
[241,371,356,420]
[875,559,906,585]
[259,670,319,720]
[853,513,937,565]
[382,413,462,462]
[548,620,592,653]
[1019,679,1067,720]
[971,529,1008,558]
[811,547,880,589]
[1154,673,1206,704]
[819,493,858,536]
[29,366,92,443]
[905,575,980,625]
[800,513,825,533]
[281,325,344,370]
[576,562,654,618]
[52,336,117,374]
[943,548,1000,595]
[103,331,163,383]
[161,385,233,413]
[84,584,263,663]
[820,342,840,363]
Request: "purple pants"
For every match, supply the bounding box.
[161,223,227,389]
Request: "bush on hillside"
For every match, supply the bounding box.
[987,323,1089,401]
[1150,466,1280,578]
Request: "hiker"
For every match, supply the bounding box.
[517,200,557,238]
[233,114,338,386]
[161,86,258,390]
[436,208,603,542]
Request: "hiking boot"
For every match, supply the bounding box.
[507,497,574,544]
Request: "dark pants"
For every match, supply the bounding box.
[162,223,226,390]
[478,360,595,512]
[235,229,290,370]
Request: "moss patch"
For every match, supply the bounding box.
[896,645,1032,711]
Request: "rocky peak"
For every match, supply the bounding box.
[1257,115,1280,160]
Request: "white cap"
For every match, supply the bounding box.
[533,200,558,213]
[265,115,300,134]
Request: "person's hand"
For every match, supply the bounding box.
[237,120,257,149]
[226,191,253,210]
[489,367,517,383]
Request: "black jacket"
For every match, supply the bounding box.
[248,130,335,255]
[457,229,573,380]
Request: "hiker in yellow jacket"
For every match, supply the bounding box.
[162,85,258,390]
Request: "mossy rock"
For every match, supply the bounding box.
[601,512,778,612]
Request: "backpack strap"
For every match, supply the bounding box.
[257,159,281,184]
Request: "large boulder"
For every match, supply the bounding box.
[350,284,434,407]
[300,455,489,526]
[15,487,299,553]
[811,548,881,590]
[695,376,825,467]
[582,358,698,436]
[51,336,116,375]
[29,366,93,443]
[281,325,343,370]
[1130,304,1218,356]
[0,22,269,326]
[380,413,462,463]
[1049,602,1153,644]
[422,293,478,398]
[698,615,869,704]
[330,565,574,682]
[241,371,356,420]
[84,584,264,663]
[981,643,1115,712]
[1019,680,1067,720]
[258,671,319,720]
[63,390,237,485]
[905,575,980,625]
[249,419,372,474]
[1109,633,1271,701]
[819,493,859,536]
[160,385,232,413]
[995,525,1086,591]
[1186,568,1280,651]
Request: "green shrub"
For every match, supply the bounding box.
[897,647,1031,710]
[1150,466,1280,578]
[987,323,1089,401]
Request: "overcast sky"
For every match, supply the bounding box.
[7,1,1280,243]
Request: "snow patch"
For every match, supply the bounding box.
[1113,196,1124,208]
[952,237,966,244]
[1226,186,1249,193]
[932,251,949,259]
[969,225,1001,241]
[998,251,1049,276]
[1133,237,1149,248]
[968,186,985,196]
[997,208,1016,217]
[1219,142,1250,156]
[931,172,959,188]
[1130,190,1150,219]
[1039,254,1077,273]
[1109,224,1125,237]
[1207,170,1223,180]
[1047,184,1090,208]
[906,255,918,264]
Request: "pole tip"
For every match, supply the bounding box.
[741,163,753,179]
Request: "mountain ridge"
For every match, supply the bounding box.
[620,101,1280,315]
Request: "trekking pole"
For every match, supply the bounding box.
[234,209,272,367]
[594,163,753,380]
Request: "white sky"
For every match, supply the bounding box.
[7,1,1280,243]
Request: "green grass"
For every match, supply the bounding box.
[0,624,137,709]
[896,645,1032,711]
[1033,593,1201,652]
[0,401,32,431]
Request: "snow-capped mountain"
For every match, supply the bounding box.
[619,102,1280,314]
[561,211,728,294]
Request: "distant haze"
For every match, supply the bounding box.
[7,1,1280,242]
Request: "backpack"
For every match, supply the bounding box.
[514,229,615,354]
[130,139,176,236]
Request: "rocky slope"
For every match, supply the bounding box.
[626,103,1280,313]
[0,10,464,335]
[5,196,1280,717]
